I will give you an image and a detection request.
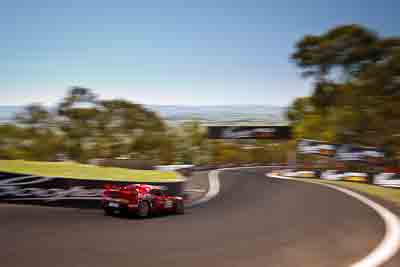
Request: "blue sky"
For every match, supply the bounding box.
[1,0,399,106]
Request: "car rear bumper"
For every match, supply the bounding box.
[102,199,139,213]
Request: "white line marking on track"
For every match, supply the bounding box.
[186,169,220,207]
[267,173,400,267]
[187,166,280,208]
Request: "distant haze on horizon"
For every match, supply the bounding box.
[0,104,288,124]
[1,0,399,106]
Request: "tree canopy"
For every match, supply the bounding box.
[289,24,400,157]
[0,87,169,162]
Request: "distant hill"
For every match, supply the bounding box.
[146,105,287,125]
[0,106,23,122]
[0,105,287,124]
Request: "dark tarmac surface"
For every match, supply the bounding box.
[1,167,398,267]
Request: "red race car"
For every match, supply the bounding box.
[102,184,184,217]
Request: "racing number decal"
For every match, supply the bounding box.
[164,200,173,208]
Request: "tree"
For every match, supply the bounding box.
[58,88,169,162]
[289,24,400,157]
[96,99,166,160]
[291,24,400,80]
[286,97,313,124]
[174,121,211,164]
[57,87,100,161]
[15,104,52,131]
[12,104,66,160]
[1,87,170,162]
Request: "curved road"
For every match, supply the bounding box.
[1,168,399,267]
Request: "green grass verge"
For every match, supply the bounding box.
[293,178,400,206]
[0,160,183,183]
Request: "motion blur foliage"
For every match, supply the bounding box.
[208,140,291,166]
[0,87,169,163]
[289,24,400,161]
[0,123,64,160]
[0,88,291,166]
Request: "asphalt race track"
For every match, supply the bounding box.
[1,167,400,267]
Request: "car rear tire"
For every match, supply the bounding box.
[175,200,185,214]
[137,201,150,217]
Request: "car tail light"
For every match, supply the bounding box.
[104,184,113,189]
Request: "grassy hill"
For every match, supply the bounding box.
[0,160,183,182]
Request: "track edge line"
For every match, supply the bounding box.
[267,173,400,267]
[187,166,279,208]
